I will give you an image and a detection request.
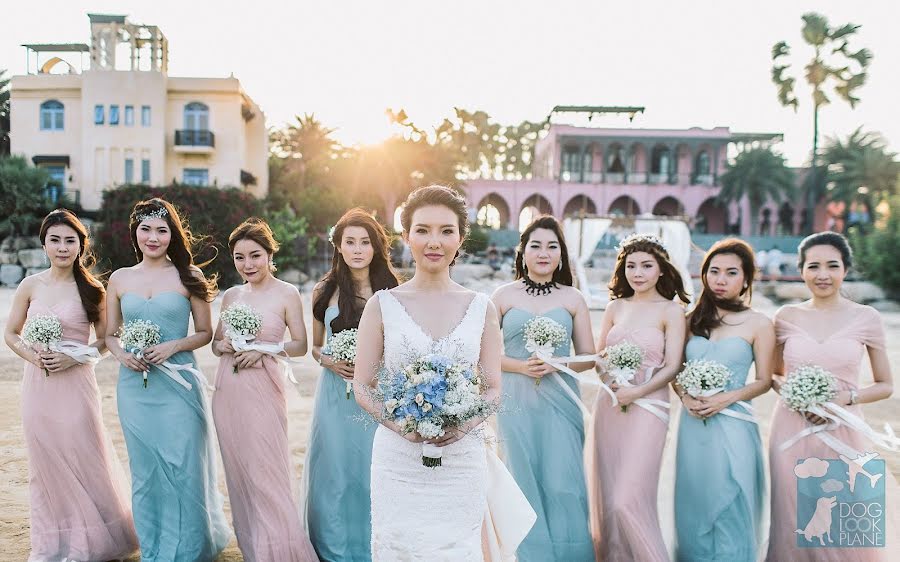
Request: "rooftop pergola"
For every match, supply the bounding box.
[22,43,89,74]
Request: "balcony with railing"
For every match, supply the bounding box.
[174,129,215,153]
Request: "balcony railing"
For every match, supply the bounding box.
[175,129,215,147]
[557,170,716,186]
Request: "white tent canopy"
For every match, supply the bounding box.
[563,216,694,308]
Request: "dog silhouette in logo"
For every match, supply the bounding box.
[796,496,836,546]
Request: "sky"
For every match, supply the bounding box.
[3,0,899,166]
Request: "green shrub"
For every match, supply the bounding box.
[851,196,900,298]
[94,184,261,287]
[0,156,55,236]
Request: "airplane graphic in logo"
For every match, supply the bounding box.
[839,452,883,494]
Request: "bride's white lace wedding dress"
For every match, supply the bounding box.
[370,289,491,561]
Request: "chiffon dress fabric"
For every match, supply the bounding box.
[213,303,317,561]
[587,325,670,562]
[766,306,900,561]
[674,336,765,562]
[117,291,230,561]
[496,306,594,561]
[21,298,138,561]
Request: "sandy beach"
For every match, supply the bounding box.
[0,285,898,561]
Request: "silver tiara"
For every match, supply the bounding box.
[617,233,668,253]
[135,207,168,222]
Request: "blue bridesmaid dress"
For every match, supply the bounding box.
[674,336,766,562]
[306,305,377,561]
[117,291,230,561]
[496,307,594,561]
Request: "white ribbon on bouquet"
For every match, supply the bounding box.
[779,400,900,457]
[530,350,670,424]
[228,329,300,385]
[131,349,198,390]
[49,340,102,365]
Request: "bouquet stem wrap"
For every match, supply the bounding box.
[133,349,199,390]
[422,442,443,467]
[691,387,757,425]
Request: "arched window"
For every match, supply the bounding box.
[183,102,209,130]
[695,150,710,175]
[40,100,64,131]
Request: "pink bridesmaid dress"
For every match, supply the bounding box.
[588,326,670,561]
[21,299,138,561]
[212,307,317,562]
[767,305,900,561]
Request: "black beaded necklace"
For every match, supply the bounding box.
[523,274,557,296]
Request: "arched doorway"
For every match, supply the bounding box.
[476,193,511,230]
[519,194,553,231]
[652,196,685,217]
[695,198,728,234]
[608,195,641,216]
[563,195,597,217]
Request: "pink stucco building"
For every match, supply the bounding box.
[464,123,808,236]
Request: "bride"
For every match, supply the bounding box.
[354,185,532,560]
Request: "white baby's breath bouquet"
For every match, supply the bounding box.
[324,328,358,398]
[677,359,731,425]
[119,319,162,388]
[22,314,63,377]
[602,341,644,411]
[221,302,263,373]
[522,316,568,386]
[780,365,837,413]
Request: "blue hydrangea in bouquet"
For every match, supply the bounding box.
[378,353,495,467]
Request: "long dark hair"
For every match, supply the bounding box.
[514,215,574,286]
[608,235,691,304]
[39,209,105,323]
[129,198,218,302]
[313,208,400,333]
[689,238,756,338]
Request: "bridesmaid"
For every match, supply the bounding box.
[674,239,771,561]
[105,198,230,561]
[588,233,689,561]
[212,218,317,561]
[492,215,595,561]
[306,208,400,561]
[767,232,898,561]
[4,209,138,561]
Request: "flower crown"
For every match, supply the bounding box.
[135,207,168,223]
[327,225,336,245]
[617,233,668,254]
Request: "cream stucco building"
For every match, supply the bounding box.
[10,13,268,211]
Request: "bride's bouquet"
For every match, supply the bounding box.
[676,359,731,425]
[378,353,495,467]
[522,316,568,386]
[324,328,358,398]
[220,302,263,374]
[119,319,162,388]
[22,314,63,377]
[602,341,644,411]
[780,365,836,413]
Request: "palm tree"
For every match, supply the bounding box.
[823,128,898,205]
[1,69,11,156]
[771,12,872,232]
[718,147,796,235]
